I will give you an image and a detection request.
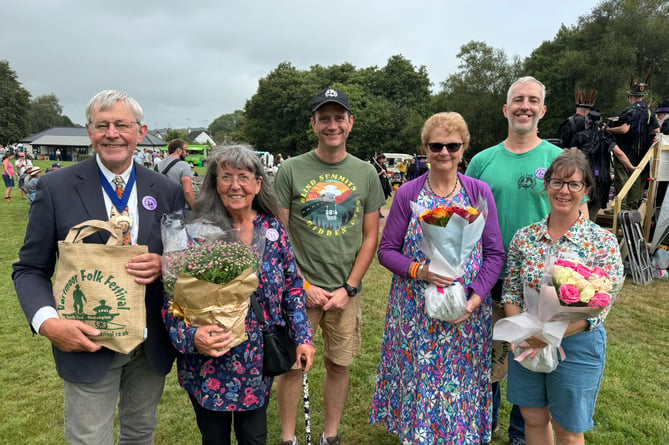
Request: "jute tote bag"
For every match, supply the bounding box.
[53,220,148,354]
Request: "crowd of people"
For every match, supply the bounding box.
[10,78,651,445]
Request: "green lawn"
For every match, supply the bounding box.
[1,175,667,444]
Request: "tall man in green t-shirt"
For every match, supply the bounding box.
[273,88,385,445]
[467,76,586,445]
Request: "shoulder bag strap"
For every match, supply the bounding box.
[249,293,270,333]
[160,158,180,176]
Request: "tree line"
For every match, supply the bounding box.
[0,60,76,146]
[3,0,668,161]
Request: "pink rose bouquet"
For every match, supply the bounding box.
[494,254,622,373]
[552,259,612,308]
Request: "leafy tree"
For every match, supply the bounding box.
[164,128,189,142]
[242,62,316,156]
[0,60,31,145]
[29,94,75,133]
[435,41,522,158]
[243,57,432,160]
[524,0,669,136]
[368,55,431,114]
[208,110,244,144]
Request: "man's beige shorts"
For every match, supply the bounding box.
[293,294,362,368]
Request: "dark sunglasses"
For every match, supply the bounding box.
[427,142,463,153]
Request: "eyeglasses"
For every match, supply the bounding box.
[89,120,139,134]
[217,174,257,186]
[427,142,463,153]
[546,178,585,192]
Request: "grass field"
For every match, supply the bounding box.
[1,162,668,444]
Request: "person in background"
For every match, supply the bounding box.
[15,151,33,199]
[155,139,196,209]
[556,88,597,148]
[370,112,505,444]
[396,159,407,183]
[502,150,624,445]
[607,78,659,210]
[3,151,17,201]
[373,153,392,201]
[466,76,588,445]
[134,148,145,166]
[651,99,669,237]
[25,166,42,201]
[406,157,417,180]
[12,89,185,445]
[656,99,669,135]
[274,87,385,445]
[143,149,152,168]
[164,144,315,445]
[153,150,162,167]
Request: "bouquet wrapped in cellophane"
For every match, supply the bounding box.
[493,254,623,373]
[161,213,264,350]
[411,196,487,321]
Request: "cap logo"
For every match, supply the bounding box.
[324,89,338,98]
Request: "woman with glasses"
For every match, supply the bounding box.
[502,149,623,445]
[370,112,505,444]
[162,145,315,445]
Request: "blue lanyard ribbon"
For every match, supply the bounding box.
[99,166,136,212]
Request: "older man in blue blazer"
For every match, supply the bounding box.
[13,90,185,445]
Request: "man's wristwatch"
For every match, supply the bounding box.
[342,282,359,297]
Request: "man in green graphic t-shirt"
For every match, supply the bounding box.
[273,87,385,445]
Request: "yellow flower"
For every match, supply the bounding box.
[580,286,595,303]
[576,279,591,291]
[553,267,573,285]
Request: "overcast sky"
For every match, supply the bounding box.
[3,0,602,130]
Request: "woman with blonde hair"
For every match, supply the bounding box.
[370,112,505,444]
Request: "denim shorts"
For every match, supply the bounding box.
[506,324,607,433]
[3,174,14,187]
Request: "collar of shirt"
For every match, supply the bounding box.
[540,213,588,246]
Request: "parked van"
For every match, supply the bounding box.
[161,144,211,166]
[382,153,413,186]
[383,153,413,174]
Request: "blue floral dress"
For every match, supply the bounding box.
[162,213,312,411]
[370,186,492,444]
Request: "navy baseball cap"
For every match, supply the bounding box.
[312,88,351,112]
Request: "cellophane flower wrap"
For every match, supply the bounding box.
[410,196,488,321]
[161,213,264,350]
[493,253,623,373]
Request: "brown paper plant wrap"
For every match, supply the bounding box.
[53,219,148,354]
[163,238,261,350]
[170,268,258,350]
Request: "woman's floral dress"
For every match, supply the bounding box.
[370,186,492,445]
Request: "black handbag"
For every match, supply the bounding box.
[250,293,297,376]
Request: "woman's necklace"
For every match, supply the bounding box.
[426,174,459,199]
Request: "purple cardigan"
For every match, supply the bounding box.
[378,172,505,299]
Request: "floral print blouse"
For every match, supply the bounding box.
[163,213,313,411]
[502,215,624,330]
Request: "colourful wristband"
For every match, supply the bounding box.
[303,280,311,291]
[409,262,420,279]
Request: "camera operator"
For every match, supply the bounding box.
[571,110,633,221]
